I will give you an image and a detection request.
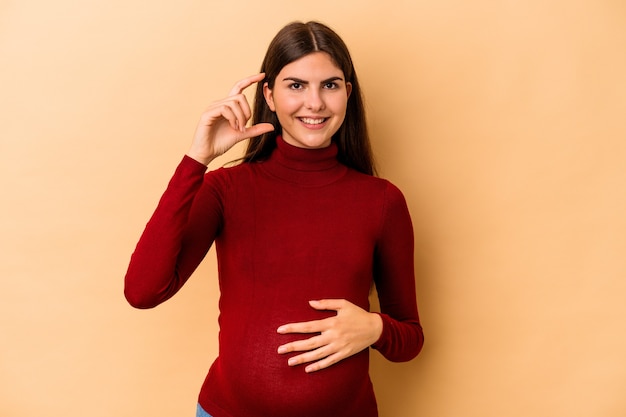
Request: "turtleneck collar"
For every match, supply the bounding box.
[260,136,348,186]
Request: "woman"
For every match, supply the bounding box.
[125,21,423,417]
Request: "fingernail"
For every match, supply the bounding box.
[277,326,286,334]
[277,346,287,354]
[288,358,297,366]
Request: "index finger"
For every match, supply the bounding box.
[228,73,266,96]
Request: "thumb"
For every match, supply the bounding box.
[244,122,275,138]
[309,299,345,311]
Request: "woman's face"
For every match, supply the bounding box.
[263,52,352,149]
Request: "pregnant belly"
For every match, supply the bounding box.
[207,313,373,417]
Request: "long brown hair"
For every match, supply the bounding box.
[243,21,376,176]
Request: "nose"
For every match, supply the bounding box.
[304,88,325,111]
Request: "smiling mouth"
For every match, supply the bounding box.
[299,117,328,125]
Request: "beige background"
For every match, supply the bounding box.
[2,1,625,416]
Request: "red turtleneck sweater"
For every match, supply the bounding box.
[125,137,423,417]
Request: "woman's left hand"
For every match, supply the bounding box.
[277,299,383,373]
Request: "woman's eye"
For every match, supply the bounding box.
[323,82,338,89]
[289,83,303,90]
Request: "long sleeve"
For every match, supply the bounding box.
[124,155,222,309]
[371,182,424,361]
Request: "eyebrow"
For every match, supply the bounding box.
[282,76,344,84]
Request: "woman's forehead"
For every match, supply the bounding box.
[276,52,345,79]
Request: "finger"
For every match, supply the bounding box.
[309,299,346,311]
[244,122,274,138]
[277,334,325,354]
[205,96,247,130]
[200,99,243,131]
[224,96,249,132]
[287,344,333,367]
[228,73,266,96]
[215,104,241,132]
[224,93,254,122]
[277,318,327,335]
[305,352,345,373]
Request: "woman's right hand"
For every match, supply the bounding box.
[187,73,275,165]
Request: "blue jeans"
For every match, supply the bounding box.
[196,403,213,417]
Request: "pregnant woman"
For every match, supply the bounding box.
[125,20,424,417]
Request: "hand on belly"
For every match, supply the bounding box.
[276,299,383,373]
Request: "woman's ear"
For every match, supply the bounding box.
[263,82,276,112]
[346,82,352,99]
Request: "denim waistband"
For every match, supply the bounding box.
[196,403,213,417]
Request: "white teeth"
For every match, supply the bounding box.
[300,117,325,125]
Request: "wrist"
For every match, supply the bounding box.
[370,312,384,345]
[186,150,215,166]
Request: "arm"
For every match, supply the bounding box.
[371,182,424,362]
[123,157,218,308]
[124,73,274,308]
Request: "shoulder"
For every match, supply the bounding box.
[345,169,407,201]
[203,160,255,183]
[351,171,412,227]
[198,161,262,200]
